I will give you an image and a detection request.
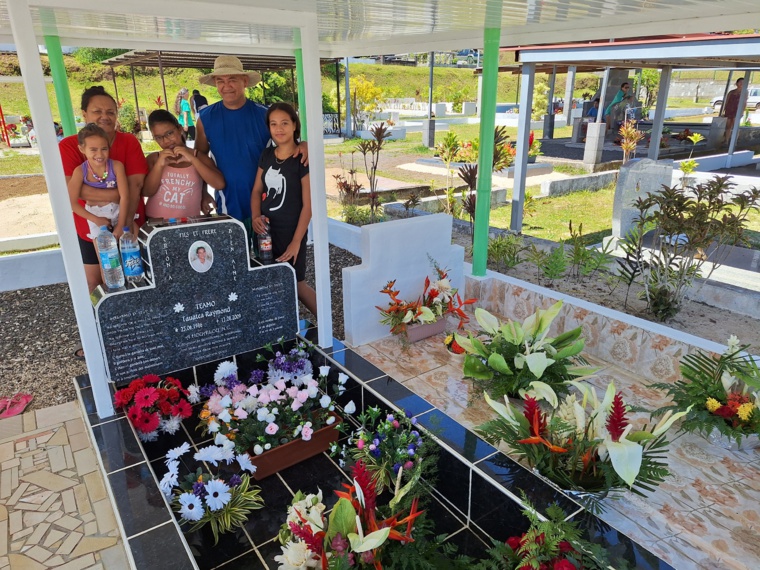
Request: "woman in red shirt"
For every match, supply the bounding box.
[59,86,149,293]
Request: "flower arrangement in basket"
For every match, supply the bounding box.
[444,332,466,355]
[158,441,264,544]
[484,499,610,570]
[195,343,354,462]
[275,460,424,569]
[456,302,591,400]
[377,261,475,337]
[331,406,430,495]
[113,374,193,441]
[651,336,760,445]
[477,381,687,512]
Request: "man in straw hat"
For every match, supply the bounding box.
[195,55,307,237]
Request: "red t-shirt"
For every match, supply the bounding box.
[59,131,149,242]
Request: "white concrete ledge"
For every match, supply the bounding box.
[0,249,66,292]
[0,232,59,253]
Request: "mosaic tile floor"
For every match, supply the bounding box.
[355,328,760,570]
[0,401,130,570]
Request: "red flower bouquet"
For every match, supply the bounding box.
[114,374,193,441]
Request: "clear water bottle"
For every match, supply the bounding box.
[119,227,144,284]
[258,224,273,265]
[96,226,125,289]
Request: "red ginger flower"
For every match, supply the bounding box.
[351,460,377,511]
[553,561,577,570]
[606,393,629,442]
[714,405,736,419]
[523,397,546,437]
[529,131,535,147]
[288,520,324,556]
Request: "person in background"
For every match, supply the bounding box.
[194,55,307,240]
[250,103,317,317]
[59,85,148,294]
[723,77,744,145]
[191,89,208,121]
[587,98,600,119]
[174,88,195,141]
[143,110,222,219]
[605,82,630,131]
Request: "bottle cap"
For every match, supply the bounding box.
[100,225,108,230]
[123,227,129,232]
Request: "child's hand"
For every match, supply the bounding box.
[112,226,124,240]
[157,148,175,165]
[173,146,193,162]
[201,193,216,215]
[277,239,300,264]
[252,215,269,235]
[93,216,111,229]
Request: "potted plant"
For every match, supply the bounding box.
[477,382,687,512]
[194,343,355,479]
[650,336,760,449]
[527,131,542,163]
[158,441,264,544]
[113,374,194,441]
[444,332,467,359]
[455,302,590,400]
[377,262,475,342]
[275,460,424,569]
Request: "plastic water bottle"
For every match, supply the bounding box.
[258,224,273,265]
[97,226,125,289]
[119,227,144,284]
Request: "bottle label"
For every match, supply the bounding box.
[99,250,120,269]
[121,248,144,277]
[259,236,272,251]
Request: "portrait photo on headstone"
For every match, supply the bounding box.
[189,240,213,273]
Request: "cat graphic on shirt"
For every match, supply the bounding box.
[265,167,286,211]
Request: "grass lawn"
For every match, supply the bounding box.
[0,152,43,175]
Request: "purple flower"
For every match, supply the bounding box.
[331,533,349,553]
[361,551,374,564]
[199,384,217,398]
[393,462,402,473]
[411,417,418,425]
[411,430,419,437]
[386,414,395,421]
[229,474,242,487]
[224,376,241,390]
[407,448,415,456]
[405,409,413,418]
[371,447,381,458]
[249,370,265,384]
[192,481,207,498]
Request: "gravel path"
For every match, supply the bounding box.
[0,244,360,412]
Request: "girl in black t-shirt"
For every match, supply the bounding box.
[251,103,317,317]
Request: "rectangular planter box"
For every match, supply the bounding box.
[250,415,342,480]
[406,318,447,343]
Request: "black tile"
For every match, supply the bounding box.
[443,527,491,559]
[76,373,91,389]
[329,349,385,382]
[477,452,579,517]
[140,425,195,462]
[128,522,195,570]
[235,347,271,383]
[299,318,314,333]
[365,376,435,417]
[244,474,293,546]
[91,418,144,474]
[256,538,284,568]
[416,409,497,463]
[184,525,256,570]
[82,384,123,427]
[421,493,467,537]
[431,447,471,515]
[469,470,531,542]
[276,453,349,510]
[300,325,319,345]
[163,367,196,386]
[109,463,172,536]
[215,549,267,569]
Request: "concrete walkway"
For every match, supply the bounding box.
[0,401,129,570]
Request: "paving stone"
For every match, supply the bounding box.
[35,403,82,430]
[20,470,77,493]
[44,555,65,566]
[0,471,11,501]
[7,553,46,570]
[39,494,58,512]
[24,545,52,564]
[70,537,118,558]
[45,511,63,523]
[22,412,36,433]
[0,555,7,568]
[21,512,48,528]
[10,527,33,541]
[91,500,116,534]
[19,490,53,506]
[0,417,23,442]
[83,472,106,504]
[61,489,77,513]
[63,447,75,470]
[35,432,52,444]
[10,542,23,552]
[84,564,104,570]
[83,521,98,536]
[1,459,19,470]
[14,442,26,453]
[73,485,92,515]
[45,428,69,448]
[0,443,14,463]
[65,419,85,436]
[27,441,36,452]
[6,482,29,507]
[73,448,97,476]
[11,503,38,512]
[53,515,82,532]
[81,513,95,523]
[47,501,62,512]
[9,469,17,496]
[25,522,50,548]
[8,511,21,535]
[69,433,91,453]
[56,553,96,570]
[55,531,83,556]
[0,514,7,556]
[19,456,34,471]
[42,529,66,548]
[59,469,76,478]
[47,446,68,473]
[99,544,129,569]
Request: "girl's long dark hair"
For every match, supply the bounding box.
[265,102,301,143]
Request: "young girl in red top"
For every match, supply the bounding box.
[251,103,317,317]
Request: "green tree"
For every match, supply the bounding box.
[635,69,660,114]
[246,71,294,105]
[331,75,384,131]
[73,48,128,65]
[531,80,548,120]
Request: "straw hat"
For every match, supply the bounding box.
[199,55,261,86]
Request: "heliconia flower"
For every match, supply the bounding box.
[178,492,204,521]
[265,422,279,435]
[606,393,629,442]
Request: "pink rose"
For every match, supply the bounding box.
[257,391,271,405]
[403,461,413,470]
[286,386,299,399]
[357,439,365,450]
[296,390,309,403]
[274,380,287,392]
[265,423,279,435]
[392,420,400,429]
[247,385,259,397]
[234,407,248,420]
[207,394,224,415]
[291,400,303,412]
[302,425,313,441]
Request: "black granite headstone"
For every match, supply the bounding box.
[93,216,298,384]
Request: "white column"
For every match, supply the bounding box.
[727,71,751,168]
[596,68,610,124]
[647,66,672,160]
[510,63,535,233]
[7,0,114,417]
[344,57,352,137]
[563,66,576,121]
[298,21,333,348]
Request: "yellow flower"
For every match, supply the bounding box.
[737,403,754,422]
[200,409,211,420]
[705,398,721,413]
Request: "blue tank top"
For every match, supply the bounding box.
[199,100,270,222]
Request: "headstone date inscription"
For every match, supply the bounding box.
[94,216,298,384]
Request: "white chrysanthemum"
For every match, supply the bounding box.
[166,442,191,462]
[187,384,201,404]
[194,445,224,466]
[159,469,178,498]
[214,361,238,385]
[274,540,319,570]
[204,479,231,511]
[137,430,158,443]
[434,278,453,302]
[160,416,182,435]
[178,492,204,521]
[237,453,256,473]
[207,420,220,433]
[166,459,180,475]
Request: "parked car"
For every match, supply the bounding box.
[710,87,760,112]
[454,49,480,65]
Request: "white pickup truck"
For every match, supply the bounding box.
[710,87,760,112]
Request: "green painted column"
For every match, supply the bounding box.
[472,11,502,276]
[44,34,76,136]
[295,48,308,140]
